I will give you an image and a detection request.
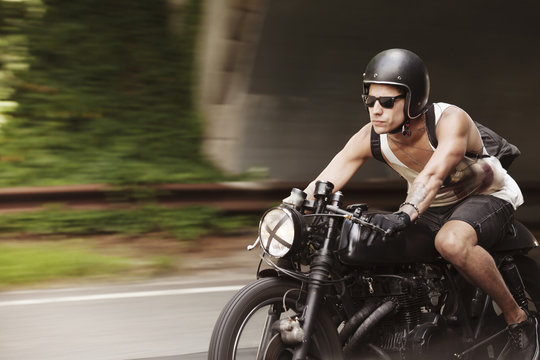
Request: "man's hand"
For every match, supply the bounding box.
[363,211,411,246]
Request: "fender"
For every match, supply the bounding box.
[258,268,280,278]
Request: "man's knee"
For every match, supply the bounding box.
[435,221,477,266]
[435,234,467,263]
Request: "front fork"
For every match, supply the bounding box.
[292,216,338,360]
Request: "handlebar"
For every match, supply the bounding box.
[282,185,392,241]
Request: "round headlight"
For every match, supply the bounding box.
[259,207,301,258]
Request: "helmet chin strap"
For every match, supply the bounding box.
[401,119,412,137]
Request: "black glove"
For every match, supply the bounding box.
[362,211,411,246]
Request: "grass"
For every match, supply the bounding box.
[0,238,174,288]
[0,205,257,240]
[0,205,259,289]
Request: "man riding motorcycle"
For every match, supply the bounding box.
[302,48,539,359]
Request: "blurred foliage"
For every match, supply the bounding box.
[0,240,136,286]
[0,205,257,240]
[0,0,227,186]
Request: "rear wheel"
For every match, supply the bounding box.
[515,253,540,311]
[208,277,343,360]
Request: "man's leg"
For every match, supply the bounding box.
[434,219,526,325]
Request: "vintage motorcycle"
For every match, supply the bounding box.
[208,181,540,360]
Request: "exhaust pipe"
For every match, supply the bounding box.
[343,299,398,353]
[339,301,379,344]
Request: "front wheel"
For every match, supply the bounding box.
[208,277,343,360]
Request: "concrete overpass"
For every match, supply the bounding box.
[196,0,540,184]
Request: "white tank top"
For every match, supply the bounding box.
[379,103,523,209]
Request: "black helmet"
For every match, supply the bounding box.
[363,49,430,119]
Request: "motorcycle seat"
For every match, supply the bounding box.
[491,220,539,253]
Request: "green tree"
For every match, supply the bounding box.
[0,0,222,186]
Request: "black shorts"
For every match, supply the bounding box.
[418,195,515,249]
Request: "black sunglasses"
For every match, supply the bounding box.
[362,94,405,109]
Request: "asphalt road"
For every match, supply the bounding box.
[2,243,539,360]
[0,270,256,360]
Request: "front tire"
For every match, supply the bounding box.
[208,277,343,360]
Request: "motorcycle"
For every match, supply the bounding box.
[208,181,540,360]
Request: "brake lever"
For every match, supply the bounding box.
[325,205,388,235]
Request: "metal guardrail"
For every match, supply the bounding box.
[1,180,538,240]
[0,181,413,213]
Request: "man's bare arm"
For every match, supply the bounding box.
[400,107,472,220]
[406,182,429,207]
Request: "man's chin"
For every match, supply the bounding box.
[371,124,390,135]
[372,122,401,135]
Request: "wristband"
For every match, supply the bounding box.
[399,201,421,218]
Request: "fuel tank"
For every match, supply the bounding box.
[337,219,538,265]
[337,219,439,265]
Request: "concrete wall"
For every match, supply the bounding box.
[197,0,267,174]
[198,0,540,183]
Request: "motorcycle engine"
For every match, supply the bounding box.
[362,267,446,359]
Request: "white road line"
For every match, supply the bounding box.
[0,285,244,307]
